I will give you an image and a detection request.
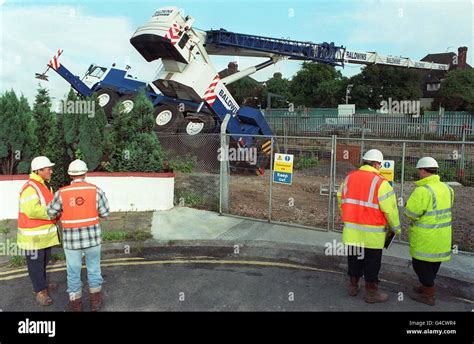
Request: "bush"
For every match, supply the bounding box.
[107,91,164,172]
[295,156,319,170]
[168,155,197,173]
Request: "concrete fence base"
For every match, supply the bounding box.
[0,172,175,220]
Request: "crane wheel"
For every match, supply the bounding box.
[154,104,184,133]
[117,94,136,114]
[95,88,119,122]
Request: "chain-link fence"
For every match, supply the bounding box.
[270,136,332,230]
[331,137,474,253]
[158,129,474,252]
[157,133,221,212]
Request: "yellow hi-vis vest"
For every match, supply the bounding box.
[17,173,60,250]
[404,175,453,262]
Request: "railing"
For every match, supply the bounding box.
[263,110,474,140]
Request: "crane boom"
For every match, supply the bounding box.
[204,29,346,66]
[203,29,449,71]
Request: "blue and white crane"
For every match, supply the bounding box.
[36,6,449,173]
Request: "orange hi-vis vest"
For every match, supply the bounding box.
[340,170,388,226]
[18,179,56,230]
[59,182,99,229]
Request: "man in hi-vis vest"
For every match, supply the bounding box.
[404,157,453,306]
[337,149,401,303]
[47,159,110,312]
[18,156,60,306]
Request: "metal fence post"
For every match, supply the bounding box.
[328,135,336,231]
[460,125,466,182]
[400,142,406,201]
[219,114,231,215]
[268,137,274,222]
[397,142,407,243]
[332,135,337,231]
[360,130,365,164]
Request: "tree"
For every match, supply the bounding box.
[227,76,262,106]
[61,89,107,171]
[348,65,422,109]
[107,91,164,172]
[77,97,107,171]
[45,113,70,190]
[433,69,474,111]
[262,73,292,108]
[31,85,55,155]
[0,90,37,174]
[290,62,347,107]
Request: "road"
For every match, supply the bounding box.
[0,257,471,312]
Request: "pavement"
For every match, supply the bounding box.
[0,206,472,311]
[151,207,474,286]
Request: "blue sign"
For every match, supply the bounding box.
[384,161,391,168]
[273,171,292,185]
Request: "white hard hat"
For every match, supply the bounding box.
[68,159,88,176]
[362,149,384,163]
[416,157,439,169]
[31,156,55,171]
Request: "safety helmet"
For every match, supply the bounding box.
[362,149,384,163]
[31,156,55,171]
[416,157,439,169]
[68,159,88,176]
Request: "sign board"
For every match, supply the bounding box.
[380,160,395,186]
[273,153,294,185]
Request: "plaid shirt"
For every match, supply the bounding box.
[47,178,110,250]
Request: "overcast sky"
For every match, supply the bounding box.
[1,0,472,106]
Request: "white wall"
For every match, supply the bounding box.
[0,173,174,220]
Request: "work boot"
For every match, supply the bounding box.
[35,289,53,306]
[410,285,436,306]
[364,282,389,303]
[412,285,423,294]
[68,298,82,312]
[89,291,102,312]
[348,276,360,296]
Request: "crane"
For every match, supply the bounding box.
[36,6,450,174]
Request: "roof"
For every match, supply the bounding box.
[421,52,471,69]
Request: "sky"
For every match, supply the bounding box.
[0,0,473,106]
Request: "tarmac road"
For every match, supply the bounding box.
[0,257,471,312]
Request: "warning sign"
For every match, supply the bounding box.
[273,153,294,185]
[380,160,395,186]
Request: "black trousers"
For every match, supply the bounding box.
[25,248,52,293]
[412,258,441,287]
[347,247,383,283]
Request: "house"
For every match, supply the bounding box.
[418,46,470,109]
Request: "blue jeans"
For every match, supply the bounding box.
[64,245,103,300]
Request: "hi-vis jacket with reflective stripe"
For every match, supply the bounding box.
[404,174,453,262]
[337,165,401,249]
[17,173,60,250]
[59,182,99,228]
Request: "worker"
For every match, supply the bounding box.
[47,159,110,312]
[18,156,60,306]
[337,149,401,303]
[404,157,453,306]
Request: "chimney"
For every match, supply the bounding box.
[228,61,238,73]
[458,46,468,69]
